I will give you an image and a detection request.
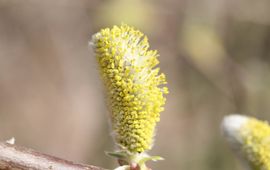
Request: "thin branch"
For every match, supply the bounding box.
[0,142,107,170]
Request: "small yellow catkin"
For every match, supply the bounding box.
[240,118,270,170]
[91,24,168,153]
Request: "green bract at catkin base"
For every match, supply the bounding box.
[90,24,168,170]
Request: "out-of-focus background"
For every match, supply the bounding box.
[0,0,270,169]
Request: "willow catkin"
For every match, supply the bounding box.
[222,114,270,170]
[91,24,168,154]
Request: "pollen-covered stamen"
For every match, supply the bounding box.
[222,114,270,170]
[91,24,168,154]
[240,117,270,170]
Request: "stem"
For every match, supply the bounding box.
[0,142,107,170]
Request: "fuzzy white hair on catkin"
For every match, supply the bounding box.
[221,114,251,170]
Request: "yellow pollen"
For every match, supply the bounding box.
[91,24,168,153]
[241,117,270,169]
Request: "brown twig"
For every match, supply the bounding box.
[0,142,107,170]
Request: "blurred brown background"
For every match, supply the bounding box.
[1,0,270,169]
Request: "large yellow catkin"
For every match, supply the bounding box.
[91,24,168,153]
[240,118,270,170]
